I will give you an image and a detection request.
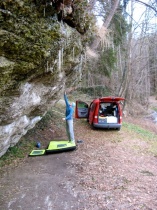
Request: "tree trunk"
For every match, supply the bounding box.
[91,0,120,50]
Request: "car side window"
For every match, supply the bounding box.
[78,101,88,108]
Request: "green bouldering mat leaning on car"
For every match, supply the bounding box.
[29,140,76,156]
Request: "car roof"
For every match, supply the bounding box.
[92,97,125,103]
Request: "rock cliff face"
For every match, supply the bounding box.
[0,0,93,156]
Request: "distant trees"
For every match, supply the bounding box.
[149,34,157,96]
[80,0,157,110]
[81,0,129,94]
[116,0,157,107]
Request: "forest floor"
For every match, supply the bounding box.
[0,96,157,210]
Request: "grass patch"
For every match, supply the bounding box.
[123,122,157,140]
[152,107,157,112]
[0,138,34,168]
[123,122,157,155]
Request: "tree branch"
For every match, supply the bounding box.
[135,0,157,14]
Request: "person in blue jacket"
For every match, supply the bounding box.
[62,92,76,143]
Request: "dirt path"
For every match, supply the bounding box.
[0,118,157,210]
[73,119,157,210]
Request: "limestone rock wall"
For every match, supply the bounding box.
[0,0,93,156]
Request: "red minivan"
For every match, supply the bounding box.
[75,97,125,130]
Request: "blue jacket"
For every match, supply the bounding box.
[64,93,74,120]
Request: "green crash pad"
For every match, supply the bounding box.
[46,140,76,154]
[29,140,76,156]
[29,150,46,156]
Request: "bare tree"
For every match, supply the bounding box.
[113,0,157,108]
[91,0,120,50]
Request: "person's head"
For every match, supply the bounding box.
[71,102,76,107]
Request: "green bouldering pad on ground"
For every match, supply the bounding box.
[29,150,46,156]
[29,140,76,156]
[46,140,76,154]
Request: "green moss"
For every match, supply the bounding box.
[0,0,95,97]
[0,1,62,95]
